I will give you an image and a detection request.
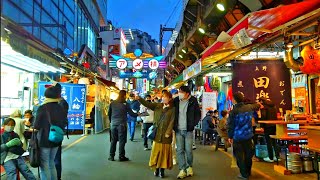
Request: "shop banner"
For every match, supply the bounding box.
[183,60,201,81]
[38,82,87,130]
[232,60,292,111]
[292,74,307,88]
[95,79,110,133]
[202,92,217,120]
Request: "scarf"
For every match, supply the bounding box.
[42,98,60,105]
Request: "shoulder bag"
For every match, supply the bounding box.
[46,106,64,143]
[29,128,40,167]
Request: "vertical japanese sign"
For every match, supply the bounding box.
[202,92,217,120]
[38,82,87,130]
[232,60,292,111]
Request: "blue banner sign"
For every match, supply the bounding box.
[38,82,87,130]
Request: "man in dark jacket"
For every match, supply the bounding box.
[127,93,140,141]
[173,86,201,179]
[228,92,261,179]
[259,97,279,162]
[108,90,139,161]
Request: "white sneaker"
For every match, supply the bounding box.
[177,170,187,179]
[144,147,148,151]
[274,157,281,161]
[192,144,197,150]
[263,157,274,163]
[186,167,193,177]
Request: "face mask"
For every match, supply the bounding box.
[129,98,134,101]
[178,93,185,100]
[5,126,14,132]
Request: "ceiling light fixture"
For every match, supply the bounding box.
[179,54,183,58]
[217,3,225,11]
[182,49,187,54]
[198,28,205,34]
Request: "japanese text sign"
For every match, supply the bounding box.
[232,60,292,111]
[38,82,87,130]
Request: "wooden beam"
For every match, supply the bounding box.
[248,25,273,33]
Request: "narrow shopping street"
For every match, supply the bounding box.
[19,128,315,180]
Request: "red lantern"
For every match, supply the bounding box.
[300,45,320,74]
[83,62,90,69]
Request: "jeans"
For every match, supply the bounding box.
[3,156,36,180]
[110,124,127,157]
[54,146,62,180]
[127,121,136,140]
[233,139,254,178]
[40,147,59,180]
[143,123,153,147]
[264,126,279,159]
[176,130,193,170]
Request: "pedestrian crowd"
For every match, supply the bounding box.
[1,83,278,180]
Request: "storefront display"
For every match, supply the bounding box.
[292,74,308,114]
[0,64,34,116]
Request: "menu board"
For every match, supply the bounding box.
[38,82,87,130]
[232,60,292,111]
[202,92,217,120]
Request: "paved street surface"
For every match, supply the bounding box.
[6,127,317,180]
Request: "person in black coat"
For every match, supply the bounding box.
[34,83,67,180]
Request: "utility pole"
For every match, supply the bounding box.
[159,24,175,87]
[159,24,175,55]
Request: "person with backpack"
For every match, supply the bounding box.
[1,118,36,180]
[34,84,67,180]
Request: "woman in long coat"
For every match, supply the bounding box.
[136,91,175,178]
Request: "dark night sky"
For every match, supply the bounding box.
[107,0,183,46]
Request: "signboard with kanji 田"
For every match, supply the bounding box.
[38,82,87,130]
[232,60,292,111]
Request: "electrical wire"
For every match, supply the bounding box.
[164,0,183,27]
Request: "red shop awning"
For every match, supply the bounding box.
[201,0,320,60]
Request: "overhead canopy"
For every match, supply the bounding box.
[201,0,320,70]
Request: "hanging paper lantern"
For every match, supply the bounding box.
[83,62,90,69]
[300,45,320,74]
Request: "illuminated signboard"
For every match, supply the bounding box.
[109,49,166,70]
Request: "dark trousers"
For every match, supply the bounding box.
[233,139,254,178]
[54,146,62,180]
[110,124,127,157]
[143,123,153,147]
[252,126,258,154]
[264,126,278,159]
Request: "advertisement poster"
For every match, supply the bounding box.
[38,82,87,130]
[232,60,292,111]
[202,92,217,120]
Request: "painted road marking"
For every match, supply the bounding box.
[63,136,87,152]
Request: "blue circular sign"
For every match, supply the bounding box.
[134,49,143,57]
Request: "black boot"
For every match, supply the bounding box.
[159,168,165,178]
[119,156,129,161]
[154,168,159,176]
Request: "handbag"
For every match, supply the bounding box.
[29,128,40,168]
[147,125,157,140]
[46,107,64,143]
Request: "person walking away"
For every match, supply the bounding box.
[174,86,201,179]
[1,118,36,180]
[170,89,179,165]
[140,95,154,150]
[136,91,175,178]
[259,97,279,162]
[228,92,261,179]
[127,93,140,141]
[108,90,139,161]
[10,109,27,151]
[201,110,215,144]
[34,85,67,180]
